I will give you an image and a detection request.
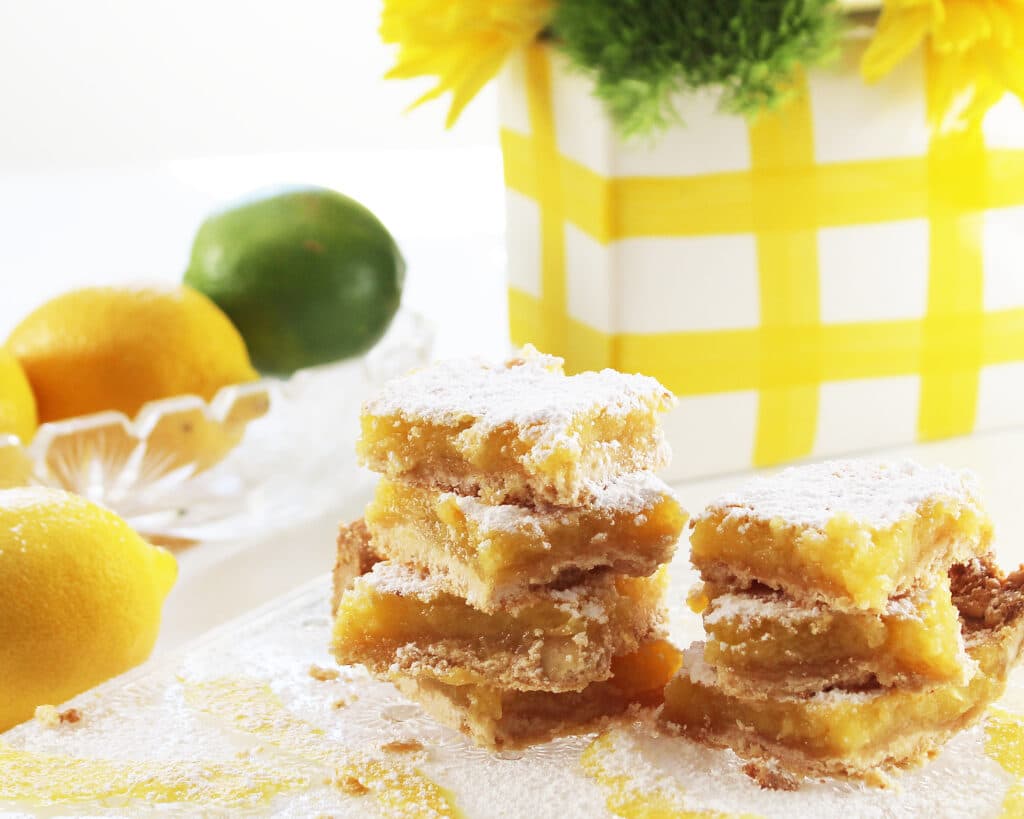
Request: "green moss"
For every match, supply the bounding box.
[551,0,843,136]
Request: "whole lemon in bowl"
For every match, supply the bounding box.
[0,347,37,442]
[6,285,258,424]
[0,487,177,732]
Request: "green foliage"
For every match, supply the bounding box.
[551,0,842,136]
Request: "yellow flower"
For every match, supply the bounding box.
[381,0,554,127]
[862,0,1024,130]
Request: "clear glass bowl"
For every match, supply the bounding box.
[0,310,433,545]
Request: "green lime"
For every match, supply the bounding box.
[184,187,405,375]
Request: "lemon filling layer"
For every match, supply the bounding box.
[332,561,666,692]
[365,475,685,608]
[702,579,970,689]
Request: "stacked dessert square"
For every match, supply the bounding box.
[663,460,1024,783]
[332,347,688,749]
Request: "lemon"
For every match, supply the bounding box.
[0,487,177,732]
[185,187,405,375]
[0,347,37,443]
[6,286,258,424]
[0,442,32,489]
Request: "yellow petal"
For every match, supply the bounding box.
[933,0,994,54]
[445,48,510,126]
[379,0,552,125]
[862,4,937,81]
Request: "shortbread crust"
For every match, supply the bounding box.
[392,639,682,750]
[331,519,381,615]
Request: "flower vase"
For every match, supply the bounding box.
[498,39,1024,480]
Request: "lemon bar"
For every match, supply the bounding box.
[690,459,992,611]
[365,473,686,610]
[332,561,666,693]
[356,346,674,506]
[662,556,1024,782]
[698,578,971,696]
[393,639,682,750]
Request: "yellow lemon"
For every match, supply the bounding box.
[0,441,32,488]
[0,487,177,732]
[6,285,258,424]
[0,347,37,442]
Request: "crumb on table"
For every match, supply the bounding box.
[742,761,799,791]
[336,774,371,796]
[34,705,83,727]
[308,664,340,681]
[381,738,425,754]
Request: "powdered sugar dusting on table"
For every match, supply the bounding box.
[361,346,673,441]
[700,459,983,530]
[453,472,675,531]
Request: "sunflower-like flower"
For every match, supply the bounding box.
[862,0,1024,130]
[381,0,554,127]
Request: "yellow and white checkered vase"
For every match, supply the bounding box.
[498,39,1024,481]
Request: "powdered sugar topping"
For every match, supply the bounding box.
[362,346,673,447]
[704,586,929,627]
[700,459,984,530]
[453,472,676,532]
[361,561,445,602]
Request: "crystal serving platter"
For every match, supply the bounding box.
[0,310,433,545]
[2,555,1022,818]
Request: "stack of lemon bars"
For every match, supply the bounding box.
[331,348,688,749]
[329,347,1024,783]
[663,460,1024,783]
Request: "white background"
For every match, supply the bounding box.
[0,0,509,358]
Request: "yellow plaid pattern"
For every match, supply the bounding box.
[500,43,1024,474]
